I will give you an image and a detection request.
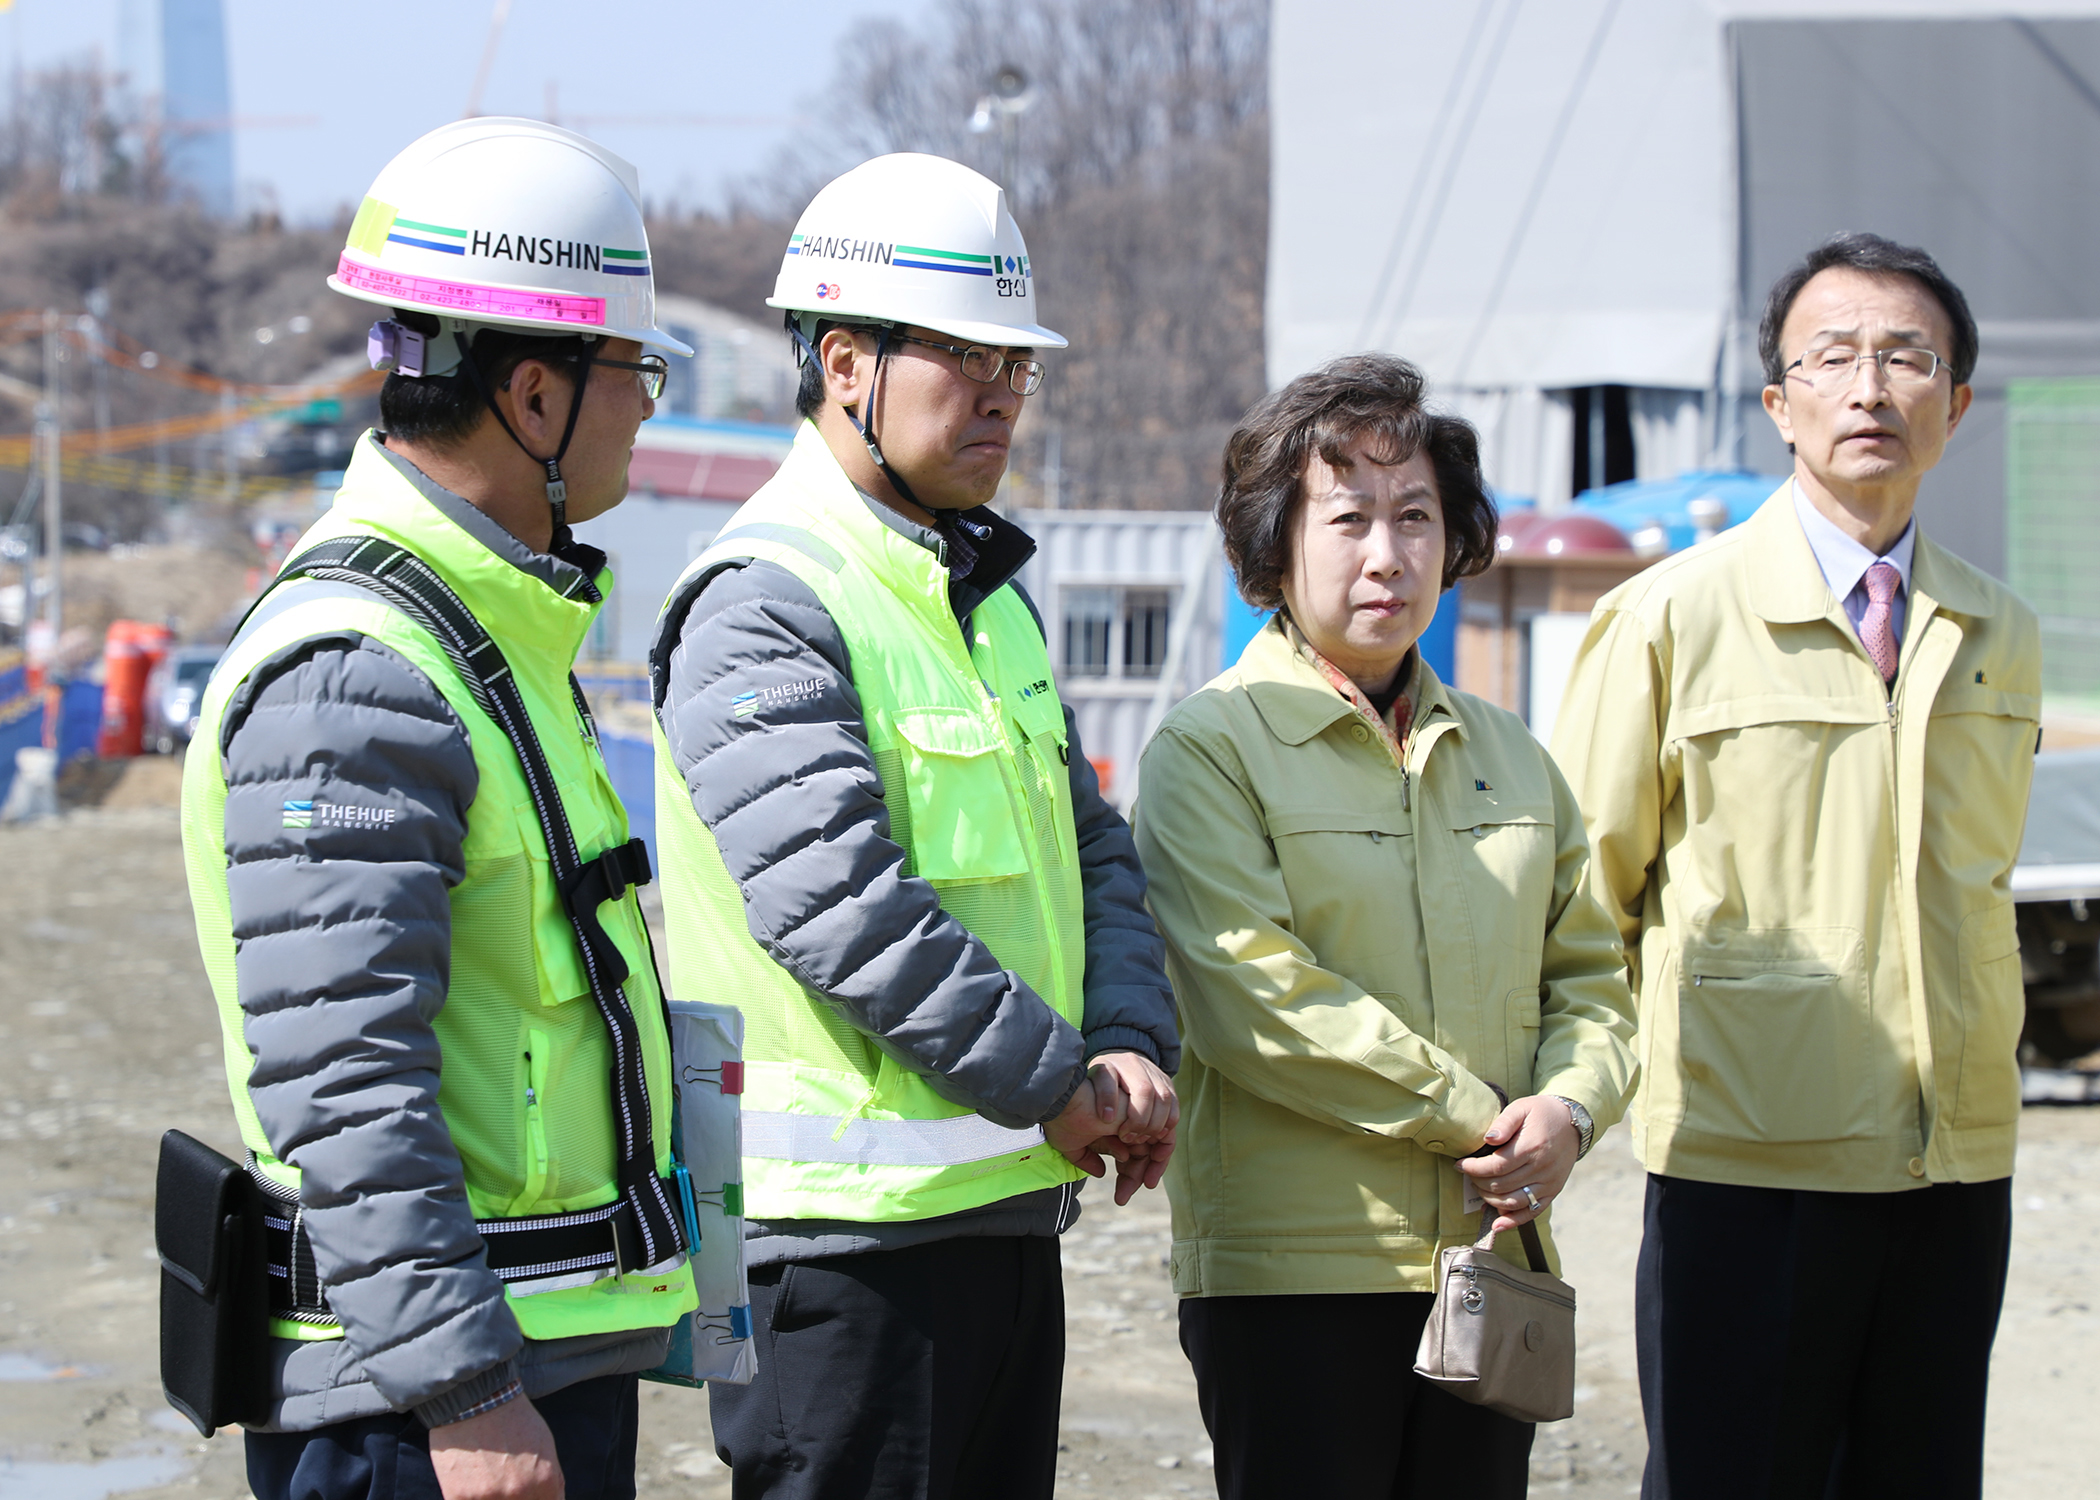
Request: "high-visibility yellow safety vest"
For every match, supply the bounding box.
[651,424,1087,1223]
[181,436,695,1343]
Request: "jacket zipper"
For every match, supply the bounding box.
[514,1031,552,1213]
[1454,1257,1575,1310]
[1691,970,1836,987]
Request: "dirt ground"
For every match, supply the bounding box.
[2,779,2097,1499]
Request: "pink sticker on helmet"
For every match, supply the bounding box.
[335,253,607,326]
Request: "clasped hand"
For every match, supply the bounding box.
[1454,1094,1581,1233]
[1044,1050,1179,1205]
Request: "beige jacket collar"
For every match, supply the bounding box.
[1745,480,1997,625]
[1242,616,1465,749]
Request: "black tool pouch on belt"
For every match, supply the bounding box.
[157,1130,270,1436]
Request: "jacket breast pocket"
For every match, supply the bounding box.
[889,707,1029,880]
[1677,927,1872,1144]
[513,803,592,1007]
[1446,802,1557,941]
[1950,902,2023,1131]
[1925,686,2041,869]
[1265,809,1413,975]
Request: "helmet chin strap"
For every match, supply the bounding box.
[453,331,600,547]
[791,319,931,515]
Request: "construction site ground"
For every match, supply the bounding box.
[3,770,2096,1499]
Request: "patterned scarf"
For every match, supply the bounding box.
[1284,619,1416,766]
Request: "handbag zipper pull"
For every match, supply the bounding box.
[1460,1263,1484,1313]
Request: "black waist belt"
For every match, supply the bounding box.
[255,1170,676,1324]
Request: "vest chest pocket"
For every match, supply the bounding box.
[1005,689,1073,864]
[887,707,1030,881]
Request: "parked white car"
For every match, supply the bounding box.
[144,645,223,755]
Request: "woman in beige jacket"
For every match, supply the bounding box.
[1134,355,1638,1498]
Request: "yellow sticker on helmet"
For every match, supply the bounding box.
[346,195,398,258]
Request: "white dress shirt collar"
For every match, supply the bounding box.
[1791,478,1916,610]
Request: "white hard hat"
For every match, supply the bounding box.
[767,153,1065,350]
[329,117,693,359]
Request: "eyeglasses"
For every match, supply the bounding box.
[590,354,669,400]
[891,333,1045,396]
[1782,345,1949,393]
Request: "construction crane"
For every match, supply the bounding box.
[464,0,513,118]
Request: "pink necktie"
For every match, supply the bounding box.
[1861,560,1900,684]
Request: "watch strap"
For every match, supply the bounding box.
[1550,1096,1595,1160]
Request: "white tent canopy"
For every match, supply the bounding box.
[1270,0,2100,524]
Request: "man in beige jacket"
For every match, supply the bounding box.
[1553,233,2039,1499]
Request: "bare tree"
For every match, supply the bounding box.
[644,208,799,326]
[0,66,373,545]
[763,0,1265,216]
[733,0,1271,511]
[0,62,164,208]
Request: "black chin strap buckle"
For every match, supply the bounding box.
[544,462,568,534]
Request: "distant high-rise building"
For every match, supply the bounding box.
[145,0,236,218]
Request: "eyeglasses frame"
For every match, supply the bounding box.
[1780,345,1951,393]
[498,349,670,400]
[589,353,670,400]
[888,332,1046,396]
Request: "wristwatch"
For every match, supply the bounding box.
[1549,1096,1595,1160]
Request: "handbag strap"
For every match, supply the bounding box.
[258,534,688,1271]
[1474,1206,1551,1274]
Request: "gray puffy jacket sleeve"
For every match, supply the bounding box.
[662,561,1174,1130]
[220,632,521,1423]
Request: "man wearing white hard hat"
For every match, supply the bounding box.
[647,153,1180,1496]
[179,119,698,1500]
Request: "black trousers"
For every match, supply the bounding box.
[1179,1291,1536,1500]
[244,1373,639,1500]
[708,1235,1065,1500]
[1637,1174,2012,1500]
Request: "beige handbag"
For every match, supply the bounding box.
[1413,1208,1576,1423]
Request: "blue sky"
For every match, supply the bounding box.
[3,0,931,222]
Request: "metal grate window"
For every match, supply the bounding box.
[2008,378,2100,706]
[1122,590,1172,678]
[1062,587,1114,678]
[1060,585,1176,681]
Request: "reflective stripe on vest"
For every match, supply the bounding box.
[650,423,1086,1224]
[742,1111,1047,1167]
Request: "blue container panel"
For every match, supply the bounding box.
[599,727,657,868]
[1221,570,1456,683]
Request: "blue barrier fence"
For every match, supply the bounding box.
[59,679,101,763]
[0,653,39,809]
[0,661,102,808]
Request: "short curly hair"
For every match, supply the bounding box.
[1218,353,1498,611]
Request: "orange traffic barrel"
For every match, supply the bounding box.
[96,620,173,759]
